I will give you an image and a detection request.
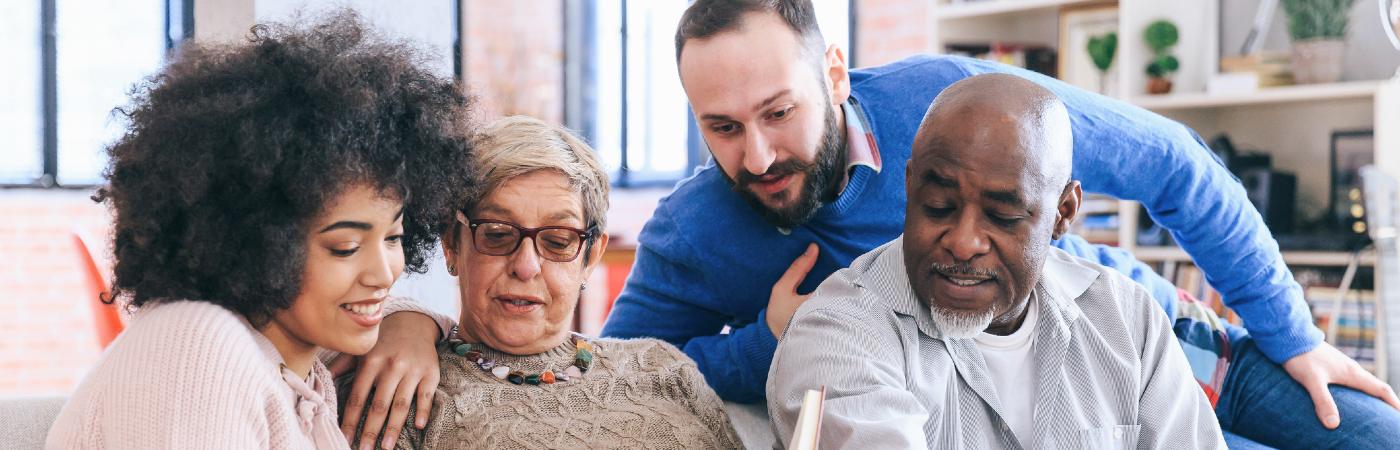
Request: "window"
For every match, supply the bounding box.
[0,1,46,183]
[568,0,853,188]
[2,1,460,188]
[0,0,175,187]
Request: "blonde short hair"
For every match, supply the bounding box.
[464,116,610,236]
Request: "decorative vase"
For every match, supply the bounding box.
[1290,39,1346,84]
[1146,77,1173,94]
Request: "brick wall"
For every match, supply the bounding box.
[462,0,564,124]
[854,0,935,67]
[0,189,112,395]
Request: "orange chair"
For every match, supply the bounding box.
[72,231,122,348]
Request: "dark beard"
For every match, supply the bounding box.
[724,104,845,229]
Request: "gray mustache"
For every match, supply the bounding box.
[929,262,998,279]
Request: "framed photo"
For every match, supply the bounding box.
[1058,3,1119,97]
[1330,130,1375,233]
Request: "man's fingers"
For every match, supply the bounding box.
[775,244,819,293]
[380,375,418,449]
[341,357,383,437]
[415,372,440,429]
[1303,379,1342,429]
[1340,368,1400,411]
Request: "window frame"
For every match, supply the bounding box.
[4,0,192,189]
[564,0,857,189]
[9,0,465,189]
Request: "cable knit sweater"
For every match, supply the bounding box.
[384,337,741,449]
[45,300,348,450]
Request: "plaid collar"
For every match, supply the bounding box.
[842,97,882,175]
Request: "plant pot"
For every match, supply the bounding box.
[1146,77,1173,94]
[1290,39,1345,84]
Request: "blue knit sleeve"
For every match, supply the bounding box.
[600,202,774,402]
[1052,234,1180,320]
[1024,69,1321,363]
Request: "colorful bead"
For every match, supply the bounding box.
[449,337,595,387]
[575,349,593,371]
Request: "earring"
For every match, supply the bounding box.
[580,282,587,292]
[447,262,457,276]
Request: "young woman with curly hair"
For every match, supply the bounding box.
[45,11,474,449]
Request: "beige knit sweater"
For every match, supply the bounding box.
[381,337,741,449]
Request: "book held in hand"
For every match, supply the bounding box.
[789,386,826,450]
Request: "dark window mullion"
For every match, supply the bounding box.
[452,0,462,80]
[618,0,630,187]
[165,0,194,52]
[40,0,58,187]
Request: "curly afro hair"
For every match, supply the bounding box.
[98,10,475,326]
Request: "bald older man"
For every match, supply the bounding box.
[767,74,1225,449]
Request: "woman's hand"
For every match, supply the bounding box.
[333,311,442,450]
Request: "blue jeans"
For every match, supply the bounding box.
[1215,337,1400,449]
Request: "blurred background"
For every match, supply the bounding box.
[3,0,1400,397]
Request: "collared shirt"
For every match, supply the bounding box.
[776,99,883,236]
[841,98,881,178]
[767,237,1225,449]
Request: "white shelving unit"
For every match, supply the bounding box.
[1134,246,1378,267]
[932,0,1400,382]
[935,0,1100,20]
[929,0,1400,254]
[1129,80,1384,110]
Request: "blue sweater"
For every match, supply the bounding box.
[601,55,1318,402]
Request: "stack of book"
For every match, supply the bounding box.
[944,42,1057,78]
[1169,264,1235,325]
[1306,287,1379,373]
[1072,194,1121,246]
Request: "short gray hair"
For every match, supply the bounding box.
[464,116,610,237]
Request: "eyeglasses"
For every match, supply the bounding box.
[456,212,597,262]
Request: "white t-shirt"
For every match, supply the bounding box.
[974,293,1040,444]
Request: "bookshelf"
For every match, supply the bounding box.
[935,0,1101,20]
[1134,246,1378,267]
[931,0,1400,378]
[1129,80,1384,110]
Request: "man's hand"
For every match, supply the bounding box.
[335,311,442,450]
[1282,341,1400,429]
[766,243,820,339]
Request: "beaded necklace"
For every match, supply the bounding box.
[446,326,596,386]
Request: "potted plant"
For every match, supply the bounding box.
[1143,20,1180,94]
[1087,31,1117,95]
[1282,0,1355,83]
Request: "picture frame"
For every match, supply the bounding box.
[1330,129,1375,233]
[1058,3,1120,97]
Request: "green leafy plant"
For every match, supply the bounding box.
[1282,0,1355,40]
[1087,32,1117,72]
[1144,20,1180,78]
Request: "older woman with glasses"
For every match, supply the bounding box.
[353,116,740,449]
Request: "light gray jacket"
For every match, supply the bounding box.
[767,237,1224,449]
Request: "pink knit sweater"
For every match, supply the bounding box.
[45,300,348,449]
